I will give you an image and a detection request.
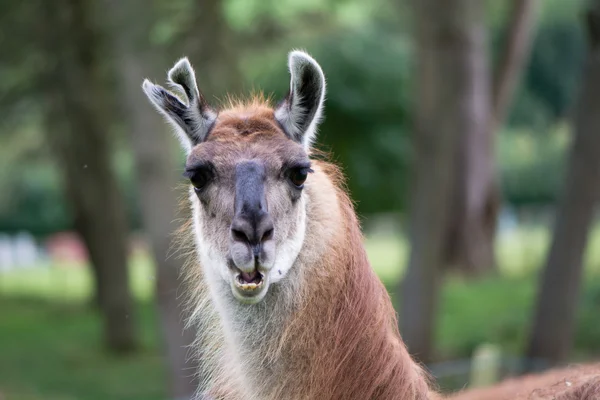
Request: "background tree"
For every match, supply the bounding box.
[104,0,201,397]
[401,0,539,361]
[444,0,538,275]
[399,0,476,363]
[39,0,137,352]
[492,0,539,131]
[526,0,600,368]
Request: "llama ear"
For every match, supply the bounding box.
[275,50,326,150]
[142,57,217,153]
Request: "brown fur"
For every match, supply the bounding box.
[174,95,434,399]
[260,159,433,399]
[448,364,600,400]
[173,95,599,400]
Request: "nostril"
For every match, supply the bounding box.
[231,215,273,245]
[262,227,274,241]
[231,228,248,243]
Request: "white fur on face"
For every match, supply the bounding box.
[191,186,308,303]
[270,196,307,284]
[191,193,231,284]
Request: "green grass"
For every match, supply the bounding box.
[2,225,600,399]
[4,223,600,301]
[0,299,165,400]
[0,254,155,302]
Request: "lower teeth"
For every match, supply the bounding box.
[240,283,257,290]
[236,276,263,290]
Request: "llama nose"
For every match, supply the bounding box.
[231,160,275,252]
[230,212,274,251]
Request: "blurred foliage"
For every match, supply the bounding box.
[0,0,590,235]
[0,1,596,396]
[498,124,570,206]
[508,19,585,129]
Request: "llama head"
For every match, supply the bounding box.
[142,50,326,304]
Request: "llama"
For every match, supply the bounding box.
[142,50,600,400]
[143,50,433,400]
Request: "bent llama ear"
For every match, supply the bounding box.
[142,58,217,153]
[275,50,326,151]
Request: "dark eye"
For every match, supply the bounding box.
[183,162,215,193]
[289,167,311,188]
[187,170,211,192]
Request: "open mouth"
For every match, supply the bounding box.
[228,259,270,303]
[233,269,265,292]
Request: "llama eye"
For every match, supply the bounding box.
[289,167,311,188]
[189,171,210,191]
[183,163,214,192]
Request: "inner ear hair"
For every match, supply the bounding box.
[142,57,217,153]
[275,50,326,151]
[168,58,201,107]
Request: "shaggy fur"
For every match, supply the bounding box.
[174,96,433,399]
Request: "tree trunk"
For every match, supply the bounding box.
[492,0,539,132]
[443,0,495,275]
[525,3,600,368]
[444,0,538,275]
[40,0,137,352]
[103,1,200,397]
[400,0,481,363]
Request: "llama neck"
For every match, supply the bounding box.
[271,187,432,400]
[204,165,433,400]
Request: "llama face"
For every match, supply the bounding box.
[185,132,310,303]
[142,50,326,304]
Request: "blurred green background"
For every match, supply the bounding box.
[2,0,600,399]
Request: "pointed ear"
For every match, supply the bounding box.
[274,50,326,150]
[142,58,217,153]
